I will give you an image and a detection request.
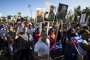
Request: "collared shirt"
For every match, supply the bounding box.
[34,38,50,60]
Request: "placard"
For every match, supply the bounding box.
[45,2,56,21]
[56,3,68,20]
[36,8,44,23]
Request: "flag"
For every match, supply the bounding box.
[51,43,62,50]
[51,44,56,50]
[71,35,82,46]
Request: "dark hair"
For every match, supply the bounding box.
[48,28,54,34]
[36,27,40,30]
[79,30,89,35]
[50,5,54,8]
[76,24,80,27]
[41,29,47,33]
[67,28,76,40]
[83,26,88,30]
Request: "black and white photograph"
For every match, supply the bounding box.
[57,3,68,20]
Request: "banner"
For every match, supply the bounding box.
[56,3,68,20]
[71,35,82,45]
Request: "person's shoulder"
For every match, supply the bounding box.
[17,34,21,39]
[37,39,41,43]
[35,40,41,47]
[27,28,30,31]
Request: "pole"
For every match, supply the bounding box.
[50,20,61,50]
[40,22,42,34]
[28,4,32,21]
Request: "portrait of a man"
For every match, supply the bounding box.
[48,5,55,21]
[36,8,44,22]
[45,2,56,21]
[57,3,68,20]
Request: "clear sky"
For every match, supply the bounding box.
[0,0,90,17]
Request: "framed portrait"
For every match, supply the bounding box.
[44,2,56,21]
[80,9,88,24]
[36,8,44,23]
[80,13,87,24]
[56,3,68,20]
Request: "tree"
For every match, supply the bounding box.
[2,16,6,21]
[74,5,81,16]
[85,7,90,16]
[85,7,90,24]
[67,10,74,21]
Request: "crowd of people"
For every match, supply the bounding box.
[0,20,90,60]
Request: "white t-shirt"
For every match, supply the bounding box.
[34,38,50,60]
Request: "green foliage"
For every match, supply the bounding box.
[86,7,90,16]
[74,5,81,16]
[2,17,6,21]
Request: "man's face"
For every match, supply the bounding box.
[28,25,31,29]
[71,23,75,28]
[75,27,80,33]
[50,7,54,12]
[62,6,67,11]
[39,10,43,17]
[36,10,39,16]
[41,32,47,40]
[9,26,13,32]
[36,28,40,33]
[50,28,55,34]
